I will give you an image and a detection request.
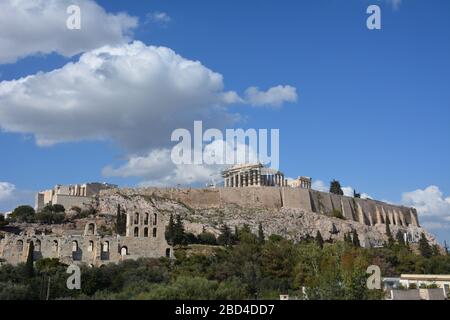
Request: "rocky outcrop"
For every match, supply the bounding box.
[96,189,438,248]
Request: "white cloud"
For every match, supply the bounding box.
[0,41,296,155]
[401,185,450,235]
[342,186,353,197]
[342,186,372,199]
[0,41,240,152]
[421,221,450,231]
[312,180,328,192]
[386,0,402,10]
[146,11,171,26]
[103,139,260,187]
[312,180,372,199]
[0,182,15,201]
[402,186,450,218]
[103,148,218,187]
[244,85,298,108]
[0,0,138,64]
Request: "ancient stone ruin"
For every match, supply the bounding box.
[0,173,437,266]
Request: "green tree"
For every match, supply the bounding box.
[344,232,353,245]
[172,215,186,245]
[352,230,360,247]
[0,214,8,228]
[165,214,175,245]
[315,230,324,249]
[329,180,344,195]
[431,244,441,257]
[198,231,217,245]
[418,233,432,258]
[9,205,35,223]
[52,204,66,213]
[257,223,265,244]
[25,242,34,278]
[35,211,65,224]
[385,220,394,247]
[115,204,127,236]
[395,230,405,246]
[218,224,233,247]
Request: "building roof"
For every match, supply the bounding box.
[400,274,450,281]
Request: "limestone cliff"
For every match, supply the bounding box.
[96,188,438,248]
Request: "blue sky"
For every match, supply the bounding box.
[0,0,449,244]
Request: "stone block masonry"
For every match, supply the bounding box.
[105,187,419,229]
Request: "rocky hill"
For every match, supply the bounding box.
[96,188,438,248]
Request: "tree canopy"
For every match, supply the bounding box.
[9,205,35,223]
[329,180,344,195]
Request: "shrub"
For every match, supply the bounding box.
[198,232,217,245]
[35,211,65,224]
[9,205,35,223]
[0,214,8,228]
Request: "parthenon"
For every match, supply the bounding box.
[222,163,288,187]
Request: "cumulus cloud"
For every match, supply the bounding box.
[312,180,328,192]
[103,148,218,187]
[0,182,15,201]
[402,186,450,218]
[0,41,296,155]
[0,41,240,151]
[0,0,138,64]
[244,85,298,108]
[146,11,171,27]
[401,185,450,232]
[103,139,260,187]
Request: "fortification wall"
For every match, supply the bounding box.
[53,194,92,211]
[100,187,419,228]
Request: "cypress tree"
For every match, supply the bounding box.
[173,215,186,245]
[25,241,34,278]
[315,230,324,249]
[165,214,175,245]
[352,229,360,247]
[385,220,394,247]
[115,204,127,236]
[329,180,344,195]
[257,223,265,244]
[418,233,432,258]
[395,230,405,246]
[218,224,233,247]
